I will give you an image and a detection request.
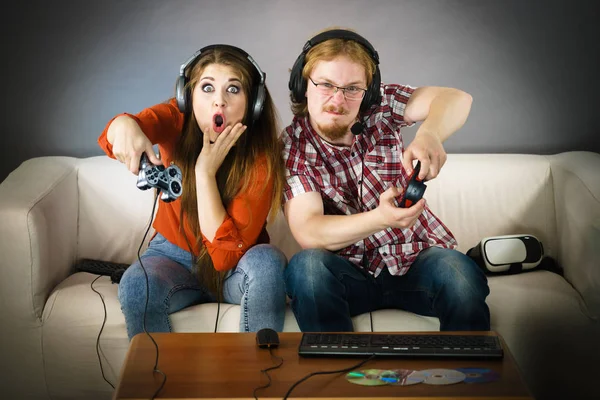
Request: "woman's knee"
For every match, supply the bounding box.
[239,244,287,278]
[118,264,147,311]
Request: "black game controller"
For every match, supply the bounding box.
[136,153,183,202]
[398,161,427,208]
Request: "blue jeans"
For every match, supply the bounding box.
[284,246,490,332]
[118,233,287,339]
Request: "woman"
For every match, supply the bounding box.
[98,45,286,339]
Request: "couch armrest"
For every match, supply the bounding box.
[0,156,79,323]
[550,151,600,320]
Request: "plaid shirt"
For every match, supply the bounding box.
[282,83,457,277]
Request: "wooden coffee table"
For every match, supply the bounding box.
[113,331,534,399]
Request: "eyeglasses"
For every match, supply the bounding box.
[308,77,367,101]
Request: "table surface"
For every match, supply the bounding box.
[113,331,534,400]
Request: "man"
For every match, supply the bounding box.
[282,28,490,332]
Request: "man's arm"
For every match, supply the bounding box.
[402,87,473,180]
[284,189,425,251]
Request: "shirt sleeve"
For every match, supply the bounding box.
[283,174,319,203]
[202,157,275,271]
[97,98,184,157]
[382,84,416,128]
[281,128,320,203]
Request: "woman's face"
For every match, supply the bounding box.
[192,63,248,143]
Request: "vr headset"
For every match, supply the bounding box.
[467,234,544,274]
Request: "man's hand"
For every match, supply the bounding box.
[108,116,162,174]
[402,130,447,181]
[376,185,426,230]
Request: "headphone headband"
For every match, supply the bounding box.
[303,30,380,65]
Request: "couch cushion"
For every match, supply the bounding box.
[422,154,557,256]
[76,156,156,264]
[486,270,599,399]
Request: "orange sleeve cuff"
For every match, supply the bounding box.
[203,217,248,271]
[97,113,140,158]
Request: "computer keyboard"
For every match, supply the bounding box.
[298,333,504,359]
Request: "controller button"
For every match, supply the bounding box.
[171,181,181,194]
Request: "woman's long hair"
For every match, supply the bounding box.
[172,47,284,295]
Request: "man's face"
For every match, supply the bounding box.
[306,56,367,142]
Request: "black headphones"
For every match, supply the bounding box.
[175,44,267,125]
[288,30,382,112]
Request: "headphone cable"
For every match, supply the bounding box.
[355,106,378,333]
[138,191,167,399]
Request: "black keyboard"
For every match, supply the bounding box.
[299,333,504,359]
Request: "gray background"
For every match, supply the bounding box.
[1,0,599,183]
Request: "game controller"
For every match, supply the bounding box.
[136,153,183,202]
[398,161,427,208]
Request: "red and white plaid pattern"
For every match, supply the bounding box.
[283,84,457,277]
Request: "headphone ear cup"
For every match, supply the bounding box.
[361,66,381,112]
[252,83,266,123]
[289,53,307,103]
[176,75,189,113]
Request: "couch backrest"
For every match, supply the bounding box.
[76,154,557,263]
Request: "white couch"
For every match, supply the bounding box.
[1,152,599,400]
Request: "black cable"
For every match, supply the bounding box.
[137,192,167,399]
[252,347,284,399]
[214,273,223,333]
[90,275,115,389]
[357,104,382,333]
[282,354,375,399]
[355,119,375,333]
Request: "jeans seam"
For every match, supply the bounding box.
[242,274,250,332]
[163,283,206,332]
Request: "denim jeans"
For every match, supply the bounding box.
[284,246,490,332]
[118,233,287,339]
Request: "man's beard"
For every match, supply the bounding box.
[315,105,351,141]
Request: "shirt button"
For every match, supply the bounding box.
[351,152,355,157]
[237,243,243,248]
[358,179,362,184]
[383,252,388,256]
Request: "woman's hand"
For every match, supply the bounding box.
[195,123,247,178]
[108,116,162,174]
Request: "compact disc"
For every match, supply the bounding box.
[346,369,388,386]
[455,367,500,383]
[379,369,424,386]
[412,368,466,385]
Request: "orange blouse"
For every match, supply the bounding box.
[98,98,272,271]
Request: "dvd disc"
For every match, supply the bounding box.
[455,368,500,383]
[412,368,466,385]
[379,369,424,386]
[346,369,388,386]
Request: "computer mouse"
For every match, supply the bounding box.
[256,328,280,348]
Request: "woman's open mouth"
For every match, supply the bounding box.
[213,113,226,133]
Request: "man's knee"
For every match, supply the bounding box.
[285,248,336,292]
[427,248,490,300]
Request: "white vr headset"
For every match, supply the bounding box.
[467,234,544,274]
